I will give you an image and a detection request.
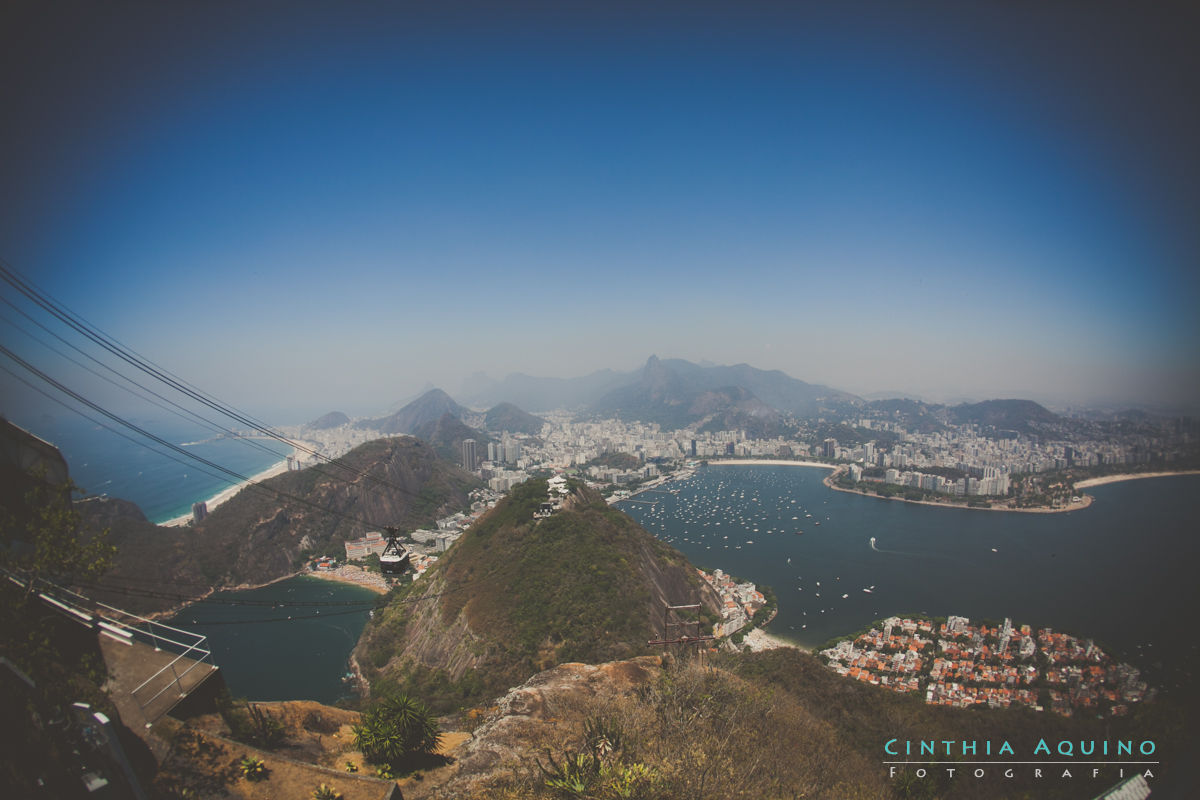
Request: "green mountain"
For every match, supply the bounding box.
[355,479,722,712]
[92,437,479,612]
[482,401,545,435]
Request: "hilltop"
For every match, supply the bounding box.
[359,388,470,435]
[305,410,350,430]
[482,401,545,435]
[355,480,722,713]
[92,437,479,612]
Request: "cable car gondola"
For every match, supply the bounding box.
[379,528,411,575]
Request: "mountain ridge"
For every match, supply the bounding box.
[355,479,722,712]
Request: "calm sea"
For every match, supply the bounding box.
[618,465,1200,685]
[165,576,377,704]
[33,415,290,524]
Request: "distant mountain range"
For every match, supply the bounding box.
[461,356,858,435]
[350,357,1076,442]
[584,356,859,433]
[461,368,629,412]
[345,390,543,465]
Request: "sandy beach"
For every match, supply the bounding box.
[706,459,836,469]
[741,628,807,653]
[159,455,294,527]
[307,564,392,594]
[1073,470,1200,488]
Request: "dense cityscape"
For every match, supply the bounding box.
[279,402,1198,514]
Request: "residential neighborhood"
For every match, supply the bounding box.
[820,614,1154,717]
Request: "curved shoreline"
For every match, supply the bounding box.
[157,457,293,527]
[822,470,1094,513]
[142,569,304,621]
[705,458,837,470]
[694,459,1096,513]
[1073,469,1200,488]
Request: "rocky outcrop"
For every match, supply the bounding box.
[413,657,663,799]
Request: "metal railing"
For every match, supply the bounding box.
[4,568,215,727]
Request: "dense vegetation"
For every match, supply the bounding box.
[353,692,442,772]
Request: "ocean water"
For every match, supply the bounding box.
[31,414,290,523]
[617,465,1200,683]
[165,576,377,704]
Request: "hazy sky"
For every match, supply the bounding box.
[2,1,1198,424]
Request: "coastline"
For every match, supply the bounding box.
[821,468,1095,513]
[158,454,295,527]
[1073,469,1200,488]
[706,458,836,470]
[697,459,1091,513]
[144,569,303,621]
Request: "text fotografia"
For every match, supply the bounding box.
[884,739,1159,783]
[886,765,1156,782]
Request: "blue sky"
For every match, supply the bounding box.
[2,1,1197,422]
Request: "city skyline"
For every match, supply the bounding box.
[2,2,1198,425]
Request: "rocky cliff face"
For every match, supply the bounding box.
[355,481,722,712]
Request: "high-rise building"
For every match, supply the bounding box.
[462,438,477,472]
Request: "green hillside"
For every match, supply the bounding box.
[356,479,721,712]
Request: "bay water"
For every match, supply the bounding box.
[617,465,1199,686]
[165,576,377,704]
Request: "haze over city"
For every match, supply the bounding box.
[2,2,1198,424]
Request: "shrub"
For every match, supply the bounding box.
[236,755,268,781]
[353,692,442,768]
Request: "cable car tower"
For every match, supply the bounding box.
[379,526,411,576]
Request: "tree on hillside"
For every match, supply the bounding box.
[1,475,114,597]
